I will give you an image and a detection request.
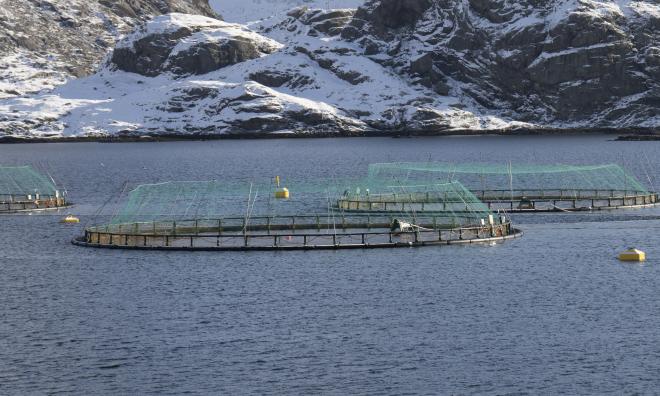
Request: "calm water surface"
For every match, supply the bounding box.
[2,136,660,394]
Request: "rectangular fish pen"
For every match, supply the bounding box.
[0,166,69,213]
[341,163,658,213]
[73,179,521,251]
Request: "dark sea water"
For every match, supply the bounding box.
[2,136,660,394]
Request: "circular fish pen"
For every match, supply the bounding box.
[340,163,658,213]
[0,166,70,213]
[338,189,658,213]
[73,214,522,251]
[74,179,522,251]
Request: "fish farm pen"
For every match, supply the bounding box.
[73,179,522,251]
[0,166,69,213]
[337,163,658,213]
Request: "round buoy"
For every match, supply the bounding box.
[274,176,290,199]
[61,215,80,224]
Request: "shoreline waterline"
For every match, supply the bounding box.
[0,127,658,144]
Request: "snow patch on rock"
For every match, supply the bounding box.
[116,13,226,49]
[210,0,364,23]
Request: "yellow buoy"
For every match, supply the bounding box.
[61,215,80,224]
[275,188,290,199]
[618,248,645,262]
[274,176,290,199]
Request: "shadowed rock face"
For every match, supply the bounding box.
[345,0,660,125]
[112,28,196,77]
[167,39,263,75]
[366,0,432,29]
[0,0,219,96]
[110,16,281,77]
[113,36,272,76]
[98,0,217,18]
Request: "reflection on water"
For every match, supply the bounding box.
[1,136,660,394]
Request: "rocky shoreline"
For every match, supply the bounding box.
[1,127,658,144]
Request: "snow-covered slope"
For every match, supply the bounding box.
[210,0,364,23]
[0,0,658,138]
[0,0,217,99]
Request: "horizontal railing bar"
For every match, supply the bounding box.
[85,223,511,239]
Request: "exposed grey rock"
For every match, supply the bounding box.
[362,0,432,30]
[264,7,356,37]
[110,14,281,77]
[112,28,195,77]
[169,39,263,75]
[0,0,219,96]
[345,0,660,126]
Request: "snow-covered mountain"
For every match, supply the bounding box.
[0,0,658,138]
[0,0,217,99]
[210,0,364,23]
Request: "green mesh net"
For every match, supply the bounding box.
[110,177,498,227]
[337,180,496,220]
[366,163,650,197]
[112,179,345,224]
[0,166,58,197]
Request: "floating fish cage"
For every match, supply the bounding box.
[73,214,521,251]
[73,179,521,251]
[0,166,69,213]
[338,163,658,213]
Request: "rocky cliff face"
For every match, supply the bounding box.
[111,14,281,77]
[0,0,218,98]
[0,0,658,138]
[343,0,660,126]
